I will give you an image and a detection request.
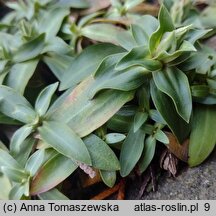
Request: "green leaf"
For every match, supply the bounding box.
[25,149,45,177]
[0,174,12,200]
[191,85,209,98]
[134,112,148,133]
[60,43,124,90]
[43,53,74,80]
[188,105,216,167]
[38,121,91,165]
[153,67,192,122]
[100,170,116,188]
[38,8,69,40]
[35,83,58,116]
[107,105,136,133]
[38,188,69,200]
[10,124,34,157]
[13,138,36,167]
[116,46,162,71]
[0,149,23,170]
[5,59,39,94]
[124,0,144,9]
[89,54,147,98]
[120,128,145,177]
[9,183,26,200]
[131,24,149,46]
[104,133,126,144]
[1,166,29,183]
[149,4,174,54]
[0,85,37,123]
[154,130,169,144]
[150,81,191,143]
[48,76,134,137]
[138,135,156,173]
[30,153,77,195]
[13,33,46,62]
[82,22,137,50]
[83,134,120,170]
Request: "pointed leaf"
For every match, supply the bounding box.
[38,8,69,39]
[5,59,39,94]
[154,130,169,144]
[25,149,45,176]
[83,134,120,170]
[0,149,23,170]
[60,43,124,90]
[38,121,91,165]
[150,81,191,143]
[0,85,37,123]
[134,112,148,133]
[104,133,126,144]
[120,128,145,177]
[189,105,216,167]
[1,166,29,183]
[149,5,174,54]
[138,136,156,173]
[35,83,58,116]
[10,124,34,157]
[13,33,46,62]
[30,153,77,195]
[48,76,134,137]
[153,67,192,122]
[116,46,162,71]
[100,170,116,188]
[9,183,26,200]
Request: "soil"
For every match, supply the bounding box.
[126,149,216,200]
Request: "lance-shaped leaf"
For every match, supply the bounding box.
[1,166,29,183]
[30,153,78,195]
[25,149,45,177]
[10,124,34,157]
[150,81,191,143]
[38,121,91,165]
[43,53,74,81]
[0,85,37,123]
[5,59,39,94]
[60,43,125,90]
[48,76,134,137]
[116,46,162,71]
[100,170,116,188]
[189,105,216,167]
[153,67,192,122]
[83,134,120,170]
[38,8,69,40]
[107,105,136,133]
[0,149,23,170]
[81,23,134,48]
[13,33,46,62]
[9,183,27,200]
[138,135,156,173]
[120,128,145,177]
[105,133,126,144]
[38,188,69,200]
[134,112,148,133]
[89,54,148,98]
[149,4,174,54]
[35,82,58,116]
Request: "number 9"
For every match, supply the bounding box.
[204,203,210,211]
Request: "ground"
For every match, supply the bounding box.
[126,149,216,199]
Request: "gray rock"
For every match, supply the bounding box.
[126,149,216,200]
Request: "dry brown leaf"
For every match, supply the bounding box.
[165,132,189,162]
